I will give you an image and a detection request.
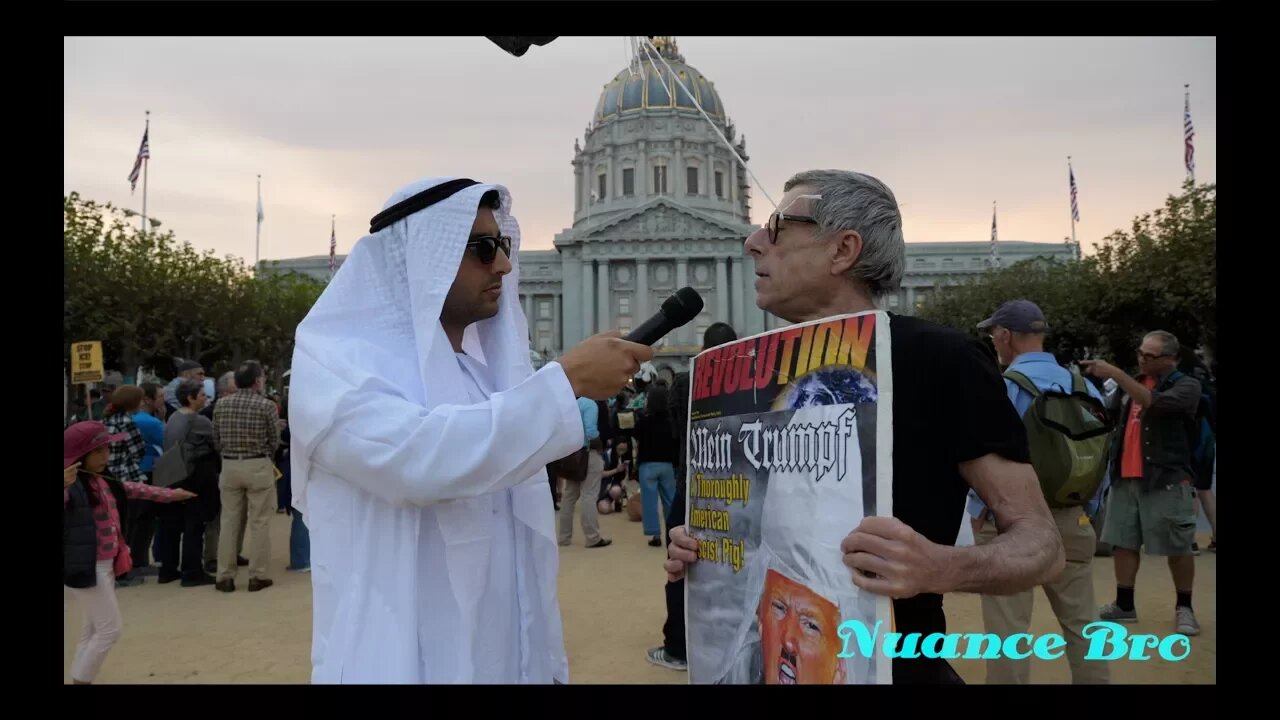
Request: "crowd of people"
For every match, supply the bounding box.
[65,170,1214,685]
[62,359,307,684]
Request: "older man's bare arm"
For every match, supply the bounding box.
[939,453,1064,595]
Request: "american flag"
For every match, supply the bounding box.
[1184,86,1195,183]
[1069,162,1080,222]
[128,128,149,193]
[329,217,337,274]
[990,202,1000,268]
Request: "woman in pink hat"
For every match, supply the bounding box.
[63,421,196,685]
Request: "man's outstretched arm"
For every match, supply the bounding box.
[310,361,585,507]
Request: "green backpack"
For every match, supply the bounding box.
[1005,368,1113,508]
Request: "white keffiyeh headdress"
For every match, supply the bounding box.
[288,176,533,513]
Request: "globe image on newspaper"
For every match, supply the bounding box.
[775,367,878,411]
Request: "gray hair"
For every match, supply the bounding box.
[1144,330,1181,357]
[783,170,905,296]
[216,371,236,395]
[175,379,205,408]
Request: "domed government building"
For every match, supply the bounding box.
[266,37,1077,367]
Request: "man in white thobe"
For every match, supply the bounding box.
[289,177,652,683]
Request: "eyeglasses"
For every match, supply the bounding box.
[1136,349,1171,361]
[466,235,512,264]
[766,211,819,244]
[766,194,823,244]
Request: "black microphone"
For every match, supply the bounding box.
[624,287,704,346]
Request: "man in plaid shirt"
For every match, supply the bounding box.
[212,360,281,592]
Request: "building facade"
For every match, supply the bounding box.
[263,38,1078,368]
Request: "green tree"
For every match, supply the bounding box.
[64,193,325,381]
[1092,181,1216,359]
[919,182,1216,366]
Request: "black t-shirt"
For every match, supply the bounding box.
[886,313,1030,680]
[670,371,692,479]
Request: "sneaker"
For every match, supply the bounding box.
[1175,606,1201,636]
[115,576,145,588]
[1191,542,1201,556]
[646,647,688,671]
[1098,603,1138,622]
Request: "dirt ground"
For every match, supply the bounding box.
[65,510,1215,684]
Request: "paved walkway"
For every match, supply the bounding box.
[65,508,1215,684]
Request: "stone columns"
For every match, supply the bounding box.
[907,286,916,315]
[561,254,582,348]
[674,139,684,195]
[704,146,712,198]
[523,294,534,341]
[606,147,615,200]
[715,257,729,323]
[573,161,583,215]
[639,140,649,201]
[742,254,764,336]
[552,293,562,354]
[636,258,650,321]
[729,157,737,208]
[730,256,745,330]
[582,259,595,338]
[597,259,610,332]
[676,258,689,344]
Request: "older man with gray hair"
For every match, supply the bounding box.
[1082,330,1203,636]
[666,169,1064,684]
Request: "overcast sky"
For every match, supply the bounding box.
[64,36,1215,263]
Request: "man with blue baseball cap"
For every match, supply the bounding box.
[970,299,1110,684]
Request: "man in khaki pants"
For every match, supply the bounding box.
[212,361,281,592]
[968,300,1109,684]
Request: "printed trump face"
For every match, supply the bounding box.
[757,568,846,684]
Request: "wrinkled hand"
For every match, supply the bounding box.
[64,463,80,489]
[841,516,948,599]
[558,331,655,400]
[171,489,198,502]
[664,525,700,582]
[1079,359,1118,380]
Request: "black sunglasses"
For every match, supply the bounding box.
[467,235,512,264]
[767,211,819,244]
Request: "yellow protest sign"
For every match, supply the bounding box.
[71,341,104,384]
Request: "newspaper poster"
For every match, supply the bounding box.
[684,311,893,685]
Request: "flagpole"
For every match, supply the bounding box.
[140,111,150,233]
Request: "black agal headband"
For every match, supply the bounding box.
[368,178,481,234]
